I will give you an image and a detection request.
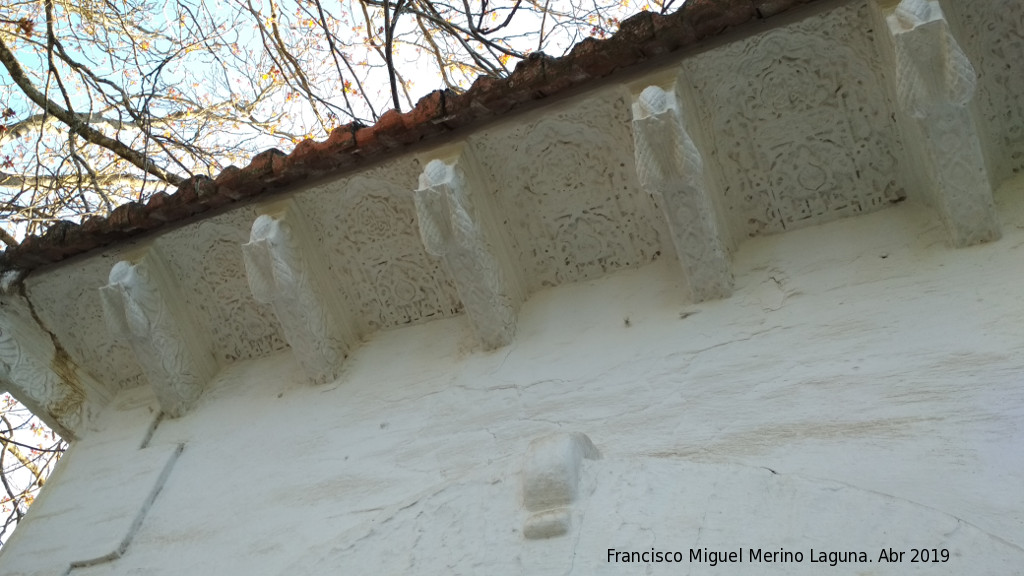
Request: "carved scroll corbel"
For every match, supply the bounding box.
[242,202,359,385]
[100,248,216,417]
[884,0,999,247]
[0,294,109,440]
[416,150,524,349]
[887,0,976,119]
[632,83,733,302]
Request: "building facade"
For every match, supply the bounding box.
[0,0,1022,573]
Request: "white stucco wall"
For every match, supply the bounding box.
[4,176,1024,575]
[0,1,1022,573]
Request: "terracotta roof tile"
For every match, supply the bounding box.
[753,0,819,19]
[0,0,825,272]
[683,0,758,38]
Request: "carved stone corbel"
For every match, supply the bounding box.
[0,294,109,439]
[100,247,216,417]
[632,83,733,302]
[520,432,599,539]
[242,201,359,384]
[884,0,999,247]
[416,148,524,349]
[888,0,975,120]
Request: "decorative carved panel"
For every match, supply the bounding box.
[469,89,669,292]
[940,0,1024,181]
[683,1,907,237]
[158,209,289,363]
[296,164,463,333]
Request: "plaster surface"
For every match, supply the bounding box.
[4,177,1023,574]
[8,0,1019,427]
[0,0,1022,572]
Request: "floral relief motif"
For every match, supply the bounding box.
[298,166,463,332]
[683,2,906,236]
[469,90,667,292]
[0,301,84,436]
[159,211,288,363]
[353,194,402,245]
[942,0,1024,180]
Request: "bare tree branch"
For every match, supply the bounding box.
[0,36,184,186]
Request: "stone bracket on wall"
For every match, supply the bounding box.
[0,292,109,440]
[416,147,524,349]
[242,201,360,385]
[520,432,599,539]
[100,247,217,417]
[631,82,733,302]
[882,0,1000,247]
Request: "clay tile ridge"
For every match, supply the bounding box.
[0,0,820,272]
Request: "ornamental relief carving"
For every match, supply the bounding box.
[24,261,146,392]
[159,210,288,364]
[631,84,733,303]
[243,208,358,384]
[888,7,975,119]
[941,0,1024,179]
[0,298,92,437]
[417,157,522,349]
[100,252,217,417]
[881,0,999,247]
[296,166,463,332]
[469,91,667,292]
[682,2,907,237]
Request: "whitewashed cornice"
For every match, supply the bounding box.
[6,0,1021,435]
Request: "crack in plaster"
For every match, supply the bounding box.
[138,412,165,450]
[17,283,89,438]
[65,443,184,574]
[633,456,1024,555]
[686,326,787,359]
[776,469,1024,553]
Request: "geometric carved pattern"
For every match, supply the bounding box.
[297,166,464,332]
[888,0,976,119]
[12,0,1023,432]
[683,2,906,236]
[23,261,150,394]
[99,247,217,417]
[520,432,599,539]
[416,150,523,349]
[469,92,667,291]
[161,212,290,364]
[885,0,1000,247]
[632,84,733,302]
[243,201,360,383]
[942,0,1024,181]
[0,294,109,439]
